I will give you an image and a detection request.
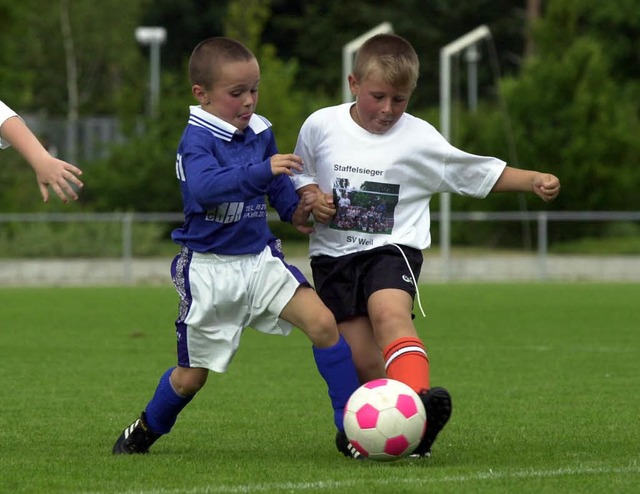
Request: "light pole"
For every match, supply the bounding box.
[465,43,480,112]
[439,25,491,280]
[135,26,167,116]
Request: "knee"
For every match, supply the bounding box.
[306,308,340,348]
[369,305,401,328]
[171,367,208,396]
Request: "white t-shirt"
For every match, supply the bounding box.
[0,100,19,150]
[292,103,506,257]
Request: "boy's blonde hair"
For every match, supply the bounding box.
[352,34,419,91]
[188,37,256,89]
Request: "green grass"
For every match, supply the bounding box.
[1,284,639,493]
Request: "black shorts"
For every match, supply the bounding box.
[310,244,423,323]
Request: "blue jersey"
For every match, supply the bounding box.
[172,105,299,254]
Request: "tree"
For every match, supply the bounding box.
[0,2,31,103]
[84,0,319,213]
[224,0,271,54]
[502,0,640,212]
[533,0,640,84]
[265,0,528,108]
[82,70,190,213]
[1,0,150,116]
[138,0,227,72]
[446,0,640,246]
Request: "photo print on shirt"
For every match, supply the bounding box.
[331,176,399,235]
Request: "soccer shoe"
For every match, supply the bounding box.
[411,387,452,458]
[112,412,162,454]
[335,431,364,460]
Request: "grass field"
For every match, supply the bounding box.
[1,283,638,493]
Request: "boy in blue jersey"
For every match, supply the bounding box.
[112,37,361,455]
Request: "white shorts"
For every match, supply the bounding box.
[171,243,308,373]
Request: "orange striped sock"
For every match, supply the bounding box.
[383,336,430,393]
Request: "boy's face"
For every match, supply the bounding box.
[193,59,260,130]
[349,72,412,134]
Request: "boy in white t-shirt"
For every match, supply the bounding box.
[292,33,560,458]
[0,100,83,203]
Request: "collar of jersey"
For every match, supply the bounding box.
[188,105,271,142]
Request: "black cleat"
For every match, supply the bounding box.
[335,431,364,460]
[411,387,452,458]
[112,412,162,454]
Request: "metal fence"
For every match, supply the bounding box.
[22,114,129,163]
[442,210,640,280]
[0,211,639,285]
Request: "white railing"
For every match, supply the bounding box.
[443,210,640,280]
[0,211,638,284]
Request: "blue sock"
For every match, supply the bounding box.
[312,335,360,432]
[144,367,194,434]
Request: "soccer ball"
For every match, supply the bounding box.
[343,378,426,461]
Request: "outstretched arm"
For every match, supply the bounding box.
[0,115,83,203]
[492,166,560,202]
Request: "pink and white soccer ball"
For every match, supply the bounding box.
[343,378,426,461]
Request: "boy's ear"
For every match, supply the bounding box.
[347,74,359,98]
[192,84,209,104]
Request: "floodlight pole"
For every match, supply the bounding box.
[342,22,393,103]
[465,43,480,112]
[439,25,491,280]
[135,26,167,117]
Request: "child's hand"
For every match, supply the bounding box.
[533,173,561,202]
[33,154,83,203]
[300,190,317,212]
[292,191,316,235]
[312,193,336,224]
[270,153,303,176]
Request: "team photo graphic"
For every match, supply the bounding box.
[330,177,400,235]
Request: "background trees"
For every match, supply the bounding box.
[454,0,640,215]
[1,0,638,234]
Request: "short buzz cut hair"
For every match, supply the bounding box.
[352,33,419,91]
[188,37,256,89]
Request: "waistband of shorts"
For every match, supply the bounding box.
[184,246,261,264]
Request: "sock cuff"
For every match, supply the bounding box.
[312,334,351,364]
[383,336,427,369]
